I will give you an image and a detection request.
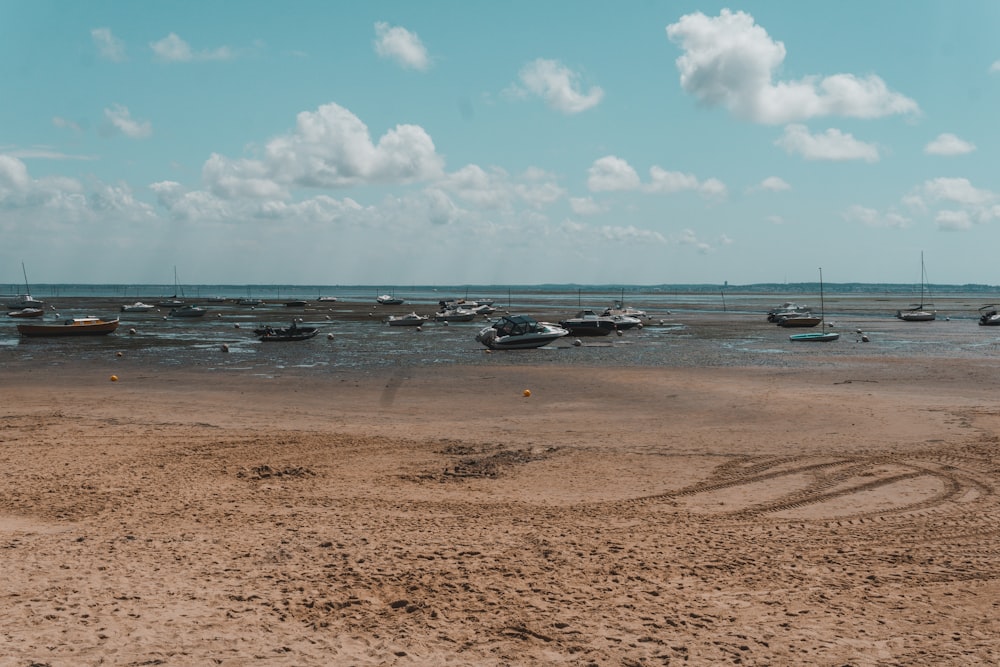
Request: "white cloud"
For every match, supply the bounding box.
[924,133,976,156]
[991,60,1000,73]
[3,146,96,161]
[203,102,444,196]
[587,156,726,199]
[587,156,641,192]
[757,176,791,192]
[517,59,604,114]
[569,196,606,215]
[52,116,83,133]
[373,22,430,71]
[935,210,972,231]
[775,124,879,162]
[666,10,919,124]
[150,33,233,62]
[920,177,994,206]
[842,204,910,228]
[91,27,126,62]
[598,224,667,244]
[675,228,714,253]
[103,104,152,139]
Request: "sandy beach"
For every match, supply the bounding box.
[3,342,1000,665]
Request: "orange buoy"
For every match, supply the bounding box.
[110,375,119,382]
[522,389,531,397]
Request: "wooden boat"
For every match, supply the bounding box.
[790,269,839,342]
[17,316,119,337]
[8,308,45,318]
[896,252,935,321]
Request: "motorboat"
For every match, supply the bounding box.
[17,316,119,337]
[558,310,618,336]
[8,307,45,318]
[157,298,185,308]
[603,313,642,330]
[256,322,319,342]
[317,296,338,302]
[978,305,1000,326]
[284,300,309,307]
[237,297,263,306]
[169,305,207,318]
[434,308,478,322]
[476,315,569,350]
[377,294,404,305]
[767,302,811,322]
[604,302,648,319]
[386,312,429,326]
[121,301,155,313]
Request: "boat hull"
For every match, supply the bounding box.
[17,318,119,337]
[789,332,840,342]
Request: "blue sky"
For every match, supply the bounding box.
[2,1,999,286]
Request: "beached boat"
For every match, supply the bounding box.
[17,316,119,337]
[7,307,45,318]
[559,310,618,336]
[767,302,811,322]
[8,263,44,310]
[377,294,405,305]
[476,315,569,350]
[434,308,478,322]
[169,305,207,318]
[386,312,429,326]
[896,253,936,321]
[978,305,1000,326]
[775,313,822,328]
[789,269,839,342]
[317,296,338,302]
[256,322,319,342]
[284,300,309,307]
[121,301,155,313]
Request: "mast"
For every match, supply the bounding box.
[21,261,31,296]
[819,268,825,325]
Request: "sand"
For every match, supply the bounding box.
[2,354,1000,666]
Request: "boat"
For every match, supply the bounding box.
[896,252,936,321]
[237,297,263,306]
[476,315,569,349]
[8,307,45,318]
[377,294,405,305]
[284,300,309,307]
[386,312,429,326]
[775,313,822,328]
[434,307,478,322]
[17,316,119,337]
[256,322,319,342]
[558,309,618,336]
[790,269,839,342]
[168,305,207,318]
[121,301,155,313]
[8,263,44,309]
[318,296,338,302]
[157,267,186,308]
[603,313,643,330]
[767,302,811,322]
[978,305,1000,326]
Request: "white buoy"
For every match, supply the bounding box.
[616,329,623,337]
[129,328,137,335]
[327,333,334,340]
[573,339,582,347]
[221,343,229,353]
[234,323,241,329]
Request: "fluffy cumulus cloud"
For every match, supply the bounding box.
[103,104,152,139]
[517,59,604,114]
[666,10,919,124]
[373,22,430,71]
[924,133,976,156]
[775,125,879,162]
[150,33,233,62]
[757,176,791,192]
[91,27,125,62]
[587,156,726,199]
[855,177,998,232]
[199,103,445,199]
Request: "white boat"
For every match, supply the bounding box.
[121,301,155,313]
[978,305,1000,326]
[237,297,263,306]
[767,302,811,322]
[377,294,404,305]
[896,252,935,321]
[8,263,44,309]
[476,315,569,349]
[434,308,478,322]
[318,296,338,302]
[386,312,429,326]
[169,305,207,318]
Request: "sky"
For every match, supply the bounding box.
[2,1,999,287]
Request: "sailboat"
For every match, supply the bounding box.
[896,252,935,321]
[8,262,45,310]
[789,268,839,342]
[156,266,186,307]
